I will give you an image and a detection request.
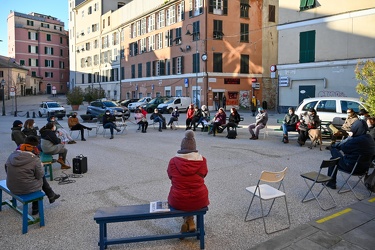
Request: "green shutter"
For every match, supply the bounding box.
[307,0,315,7]
[300,0,308,8]
[28,32,30,39]
[299,30,315,63]
[36,59,38,66]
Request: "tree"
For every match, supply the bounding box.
[84,86,105,104]
[66,87,84,105]
[355,60,375,116]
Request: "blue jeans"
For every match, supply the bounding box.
[104,123,116,135]
[153,117,164,129]
[282,124,296,136]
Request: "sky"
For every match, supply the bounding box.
[0,0,68,56]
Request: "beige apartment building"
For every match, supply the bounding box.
[70,0,278,110]
[7,11,70,95]
[277,0,375,112]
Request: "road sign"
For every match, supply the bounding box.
[10,87,15,96]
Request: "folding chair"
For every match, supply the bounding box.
[300,158,340,210]
[69,129,81,139]
[337,155,373,200]
[244,167,290,234]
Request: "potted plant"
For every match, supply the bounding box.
[66,87,84,111]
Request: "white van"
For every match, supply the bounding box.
[295,97,364,122]
[157,97,192,113]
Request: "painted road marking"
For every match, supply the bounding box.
[368,197,375,203]
[316,208,352,224]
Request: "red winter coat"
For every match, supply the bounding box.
[167,155,209,211]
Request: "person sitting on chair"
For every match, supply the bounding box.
[297,108,320,146]
[5,135,60,215]
[40,122,71,169]
[328,108,358,144]
[167,107,180,129]
[197,105,210,131]
[281,107,299,143]
[191,106,202,131]
[208,108,226,136]
[185,104,195,130]
[326,119,375,189]
[102,110,121,139]
[68,112,92,141]
[134,108,148,133]
[47,116,76,144]
[248,107,268,140]
[11,120,26,146]
[222,107,241,134]
[150,108,166,132]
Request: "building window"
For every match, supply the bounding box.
[177,1,185,22]
[131,65,135,78]
[240,23,249,43]
[28,45,39,53]
[158,10,165,29]
[28,32,38,40]
[213,20,224,40]
[88,6,92,15]
[60,49,63,56]
[20,60,25,66]
[240,0,250,18]
[29,59,39,67]
[46,34,52,41]
[108,16,110,26]
[45,72,54,78]
[159,60,166,76]
[45,47,54,55]
[168,5,176,25]
[41,23,50,28]
[269,5,275,22]
[60,61,65,69]
[299,30,315,63]
[192,21,200,41]
[300,0,316,11]
[156,33,163,49]
[208,0,228,15]
[177,56,184,74]
[148,35,155,51]
[175,27,182,45]
[193,53,200,73]
[213,53,222,72]
[102,19,105,29]
[141,18,146,35]
[240,54,249,74]
[189,0,204,17]
[148,14,155,32]
[31,71,37,77]
[146,62,151,77]
[165,30,173,47]
[45,60,54,68]
[27,20,34,26]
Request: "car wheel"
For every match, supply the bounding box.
[38,111,43,117]
[147,108,153,113]
[168,108,173,114]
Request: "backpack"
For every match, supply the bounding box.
[364,168,375,193]
[227,129,237,139]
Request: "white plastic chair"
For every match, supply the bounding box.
[244,167,290,234]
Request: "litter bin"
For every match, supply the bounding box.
[262,101,267,110]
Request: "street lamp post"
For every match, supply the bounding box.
[1,79,5,116]
[185,24,199,107]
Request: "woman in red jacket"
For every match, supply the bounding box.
[167,130,209,233]
[185,104,195,130]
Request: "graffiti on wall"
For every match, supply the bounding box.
[239,90,250,109]
[318,90,347,97]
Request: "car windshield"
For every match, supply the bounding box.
[47,103,61,108]
[103,101,118,107]
[149,99,158,104]
[138,97,147,102]
[164,98,175,104]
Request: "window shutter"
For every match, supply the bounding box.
[208,0,213,13]
[172,57,176,74]
[223,0,228,15]
[36,46,38,53]
[28,32,31,39]
[181,56,184,74]
[36,59,38,66]
[28,45,31,53]
[28,58,31,66]
[45,60,48,67]
[45,47,47,54]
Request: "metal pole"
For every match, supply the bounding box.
[14,87,17,117]
[195,39,199,107]
[1,80,5,116]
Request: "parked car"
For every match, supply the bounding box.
[86,100,130,119]
[295,97,364,123]
[128,97,152,111]
[142,97,170,113]
[118,98,139,107]
[157,97,192,113]
[38,101,66,119]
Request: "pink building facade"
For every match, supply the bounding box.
[7,11,70,94]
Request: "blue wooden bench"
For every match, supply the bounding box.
[94,204,208,250]
[0,180,45,234]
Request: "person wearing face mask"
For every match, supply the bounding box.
[297,108,320,146]
[167,107,180,129]
[102,110,121,139]
[358,109,370,120]
[197,105,210,131]
[22,119,39,137]
[11,120,26,146]
[328,108,358,144]
[281,107,298,143]
[68,112,92,141]
[47,116,76,144]
[40,122,71,169]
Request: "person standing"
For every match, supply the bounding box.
[5,135,60,215]
[281,107,299,143]
[11,120,26,146]
[251,96,257,116]
[167,130,209,233]
[68,112,92,141]
[248,107,268,140]
[102,110,121,139]
[214,95,219,111]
